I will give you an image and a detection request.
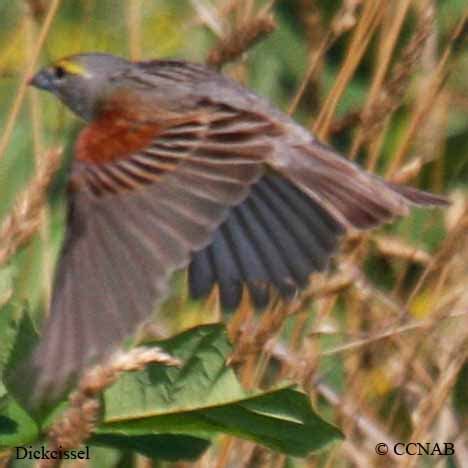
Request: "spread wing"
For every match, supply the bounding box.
[19,104,276,405]
[17,85,447,407]
[188,139,448,311]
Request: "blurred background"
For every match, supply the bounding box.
[0,0,467,467]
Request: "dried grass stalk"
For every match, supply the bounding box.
[373,235,431,265]
[40,347,181,468]
[360,8,435,146]
[314,0,384,139]
[0,147,62,267]
[207,12,276,68]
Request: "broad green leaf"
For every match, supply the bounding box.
[103,324,244,420]
[97,325,342,459]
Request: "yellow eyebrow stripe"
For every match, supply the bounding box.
[56,59,90,77]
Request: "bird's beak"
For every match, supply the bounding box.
[29,69,54,92]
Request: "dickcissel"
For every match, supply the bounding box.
[20,53,447,405]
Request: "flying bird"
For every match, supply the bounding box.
[20,53,447,405]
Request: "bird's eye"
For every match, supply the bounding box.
[54,66,66,79]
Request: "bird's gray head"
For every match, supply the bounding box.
[29,53,132,121]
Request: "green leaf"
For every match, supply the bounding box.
[0,301,38,392]
[96,325,342,460]
[202,388,342,456]
[0,302,22,379]
[0,398,39,449]
[0,303,40,449]
[92,434,210,461]
[1,306,38,380]
[102,324,244,420]
[0,302,48,425]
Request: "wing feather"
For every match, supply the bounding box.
[189,248,216,300]
[18,106,266,407]
[16,80,447,408]
[235,199,296,298]
[275,141,447,229]
[210,228,244,310]
[219,211,271,308]
[188,174,342,309]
